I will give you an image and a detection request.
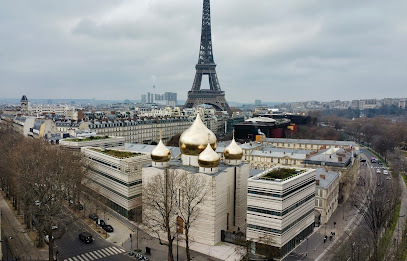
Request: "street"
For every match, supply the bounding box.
[53,208,135,261]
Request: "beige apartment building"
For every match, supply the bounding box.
[88,117,193,144]
[315,168,340,226]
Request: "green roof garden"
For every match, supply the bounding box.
[65,136,110,142]
[91,148,143,159]
[260,168,304,181]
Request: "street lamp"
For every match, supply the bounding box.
[176,223,179,261]
[397,214,405,251]
[305,237,309,256]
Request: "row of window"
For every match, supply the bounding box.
[247,209,314,235]
[90,121,192,129]
[88,178,141,200]
[88,156,119,170]
[90,168,142,187]
[247,193,315,217]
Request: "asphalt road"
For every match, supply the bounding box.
[53,209,136,261]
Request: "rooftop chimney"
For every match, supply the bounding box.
[320,174,326,179]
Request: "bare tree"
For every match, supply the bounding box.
[143,169,180,261]
[5,137,89,261]
[350,176,401,261]
[176,171,209,261]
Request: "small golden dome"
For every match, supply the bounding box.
[198,142,220,168]
[224,138,243,160]
[179,114,217,156]
[151,139,171,162]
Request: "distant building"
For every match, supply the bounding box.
[59,136,125,150]
[234,117,291,141]
[255,100,262,106]
[88,117,193,144]
[247,166,316,257]
[141,91,177,106]
[20,95,29,114]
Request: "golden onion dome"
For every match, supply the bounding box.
[151,139,171,162]
[179,113,217,156]
[198,142,220,168]
[224,138,243,160]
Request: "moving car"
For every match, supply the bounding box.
[376,169,381,174]
[79,232,93,243]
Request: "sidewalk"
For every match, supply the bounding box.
[0,193,48,260]
[284,161,368,261]
[283,200,359,261]
[100,207,239,261]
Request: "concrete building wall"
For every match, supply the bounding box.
[247,167,316,250]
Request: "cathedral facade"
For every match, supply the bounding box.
[142,114,249,246]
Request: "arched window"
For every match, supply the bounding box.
[177,216,184,234]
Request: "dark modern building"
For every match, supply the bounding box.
[234,117,292,141]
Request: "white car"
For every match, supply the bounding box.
[386,176,392,180]
[376,169,381,174]
[383,170,389,175]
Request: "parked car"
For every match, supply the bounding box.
[360,159,366,162]
[386,176,392,180]
[88,213,98,221]
[383,170,389,175]
[378,161,383,165]
[51,224,58,230]
[35,200,41,206]
[98,219,106,227]
[102,224,114,233]
[376,169,381,174]
[79,232,93,243]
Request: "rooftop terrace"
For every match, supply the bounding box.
[259,167,306,181]
[91,148,143,159]
[65,136,110,142]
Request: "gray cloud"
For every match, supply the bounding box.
[0,0,406,103]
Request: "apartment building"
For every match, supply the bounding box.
[88,117,193,144]
[315,168,340,226]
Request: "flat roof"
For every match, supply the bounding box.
[265,138,356,147]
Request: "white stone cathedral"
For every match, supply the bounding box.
[142,114,249,246]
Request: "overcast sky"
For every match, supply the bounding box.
[1,0,406,103]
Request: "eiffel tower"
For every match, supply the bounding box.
[184,0,232,115]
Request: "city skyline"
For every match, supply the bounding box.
[1,0,406,102]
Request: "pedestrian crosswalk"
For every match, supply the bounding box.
[64,246,126,261]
